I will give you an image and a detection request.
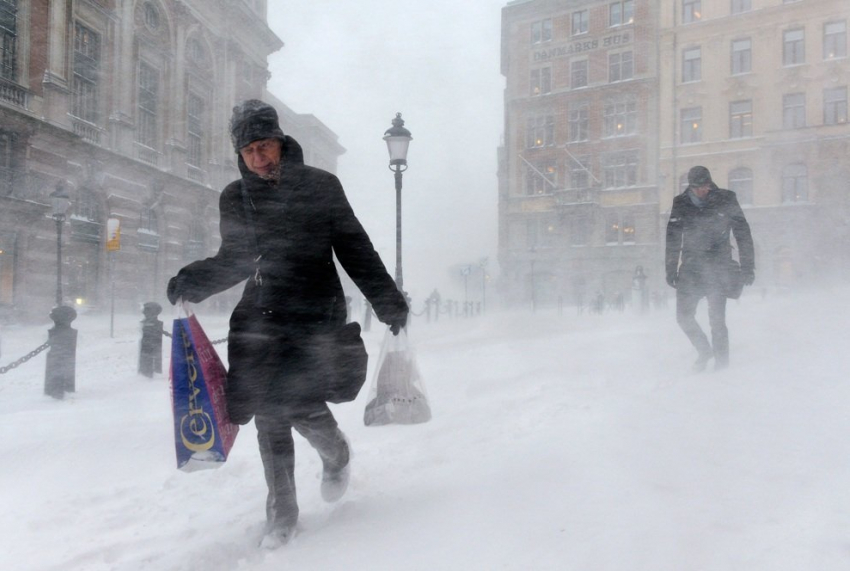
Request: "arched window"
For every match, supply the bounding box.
[728,167,753,205]
[782,164,808,203]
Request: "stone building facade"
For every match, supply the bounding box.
[0,0,344,321]
[499,0,662,309]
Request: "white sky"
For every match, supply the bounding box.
[266,1,507,302]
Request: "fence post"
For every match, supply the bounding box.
[45,305,77,399]
[139,302,163,378]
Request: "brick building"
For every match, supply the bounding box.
[0,0,344,321]
[499,0,850,308]
[499,0,662,309]
[658,0,850,287]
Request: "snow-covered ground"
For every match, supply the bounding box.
[1,287,848,571]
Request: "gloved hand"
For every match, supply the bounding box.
[742,270,755,286]
[389,313,407,336]
[166,275,187,305]
[666,273,678,288]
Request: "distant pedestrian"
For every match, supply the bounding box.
[665,166,754,371]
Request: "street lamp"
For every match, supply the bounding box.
[383,112,412,289]
[49,182,72,307]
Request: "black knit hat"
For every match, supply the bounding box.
[687,165,713,186]
[229,99,285,152]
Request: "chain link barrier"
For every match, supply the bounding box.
[0,341,51,375]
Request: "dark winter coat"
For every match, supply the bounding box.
[172,136,408,421]
[665,184,755,295]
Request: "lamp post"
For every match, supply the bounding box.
[49,182,71,307]
[383,113,412,290]
[529,245,537,313]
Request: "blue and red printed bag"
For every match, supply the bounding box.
[169,307,238,471]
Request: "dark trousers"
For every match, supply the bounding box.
[255,402,349,530]
[676,289,729,366]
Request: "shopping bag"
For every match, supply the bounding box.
[169,307,238,471]
[364,328,431,426]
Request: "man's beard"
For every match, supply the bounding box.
[258,162,283,183]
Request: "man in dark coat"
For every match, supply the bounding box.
[665,165,755,371]
[166,100,408,546]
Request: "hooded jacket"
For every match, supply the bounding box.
[665,183,755,294]
[172,135,408,420]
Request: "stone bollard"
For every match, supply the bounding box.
[45,305,78,400]
[138,302,163,378]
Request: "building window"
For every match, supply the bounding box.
[603,151,638,188]
[531,19,553,44]
[824,86,848,125]
[143,1,160,31]
[682,47,701,82]
[783,28,805,66]
[609,51,634,82]
[136,62,159,148]
[782,164,807,202]
[569,103,589,142]
[186,220,207,260]
[569,155,591,189]
[622,213,636,244]
[609,1,634,27]
[526,115,555,148]
[731,38,752,75]
[138,207,160,251]
[570,215,589,246]
[74,190,102,225]
[186,93,205,168]
[783,92,806,129]
[603,99,637,138]
[571,59,588,89]
[730,100,753,138]
[682,0,702,24]
[572,10,588,35]
[605,211,620,244]
[681,107,702,143]
[72,22,101,124]
[530,67,551,96]
[824,21,847,60]
[0,0,17,81]
[525,160,557,196]
[729,167,753,205]
[731,0,751,14]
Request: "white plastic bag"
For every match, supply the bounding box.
[364,328,431,426]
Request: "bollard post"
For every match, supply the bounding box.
[45,305,77,399]
[138,302,163,378]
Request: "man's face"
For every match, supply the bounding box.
[692,183,711,199]
[240,138,282,179]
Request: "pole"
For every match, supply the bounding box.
[394,167,403,289]
[110,252,115,338]
[531,258,536,313]
[55,217,63,306]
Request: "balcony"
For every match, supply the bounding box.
[134,143,161,167]
[0,78,28,108]
[70,116,103,146]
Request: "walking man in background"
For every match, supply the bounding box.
[167,100,408,546]
[665,166,755,371]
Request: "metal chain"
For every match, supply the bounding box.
[0,341,51,375]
